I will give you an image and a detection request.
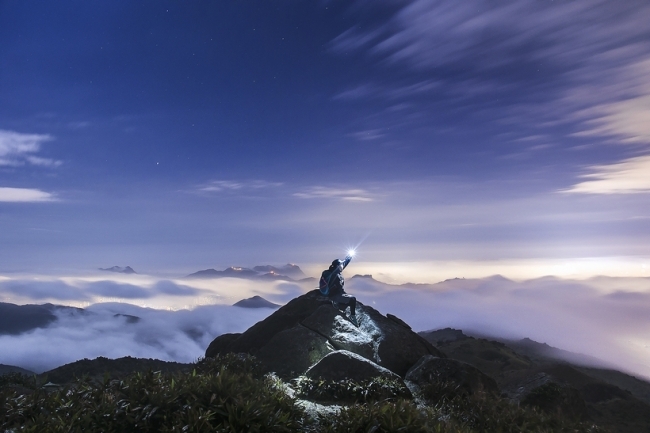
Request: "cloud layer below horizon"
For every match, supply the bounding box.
[1,273,649,380]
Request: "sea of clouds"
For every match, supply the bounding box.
[0,273,649,379]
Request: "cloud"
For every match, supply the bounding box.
[86,281,154,299]
[330,1,650,145]
[569,59,650,145]
[0,302,273,373]
[0,129,61,167]
[198,180,283,193]
[329,26,384,55]
[563,154,650,194]
[293,186,375,202]
[347,275,650,378]
[348,129,385,141]
[333,80,440,102]
[152,280,202,296]
[0,187,56,202]
[67,121,90,130]
[335,1,650,75]
[196,180,378,202]
[0,278,206,302]
[333,83,379,101]
[1,280,88,301]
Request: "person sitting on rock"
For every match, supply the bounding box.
[320,254,358,326]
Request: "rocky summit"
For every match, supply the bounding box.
[205,289,447,381]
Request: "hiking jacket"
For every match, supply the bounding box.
[323,255,351,297]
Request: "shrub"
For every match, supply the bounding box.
[1,356,302,433]
[0,356,609,433]
[294,376,411,404]
[0,372,38,390]
[316,399,452,433]
[419,380,606,433]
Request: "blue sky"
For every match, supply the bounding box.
[1,0,650,278]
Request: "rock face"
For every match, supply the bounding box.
[205,290,445,379]
[306,350,401,382]
[406,355,499,396]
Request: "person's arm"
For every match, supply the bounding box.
[341,254,352,270]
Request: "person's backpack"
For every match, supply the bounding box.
[319,270,332,295]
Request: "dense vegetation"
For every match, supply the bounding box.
[1,354,607,432]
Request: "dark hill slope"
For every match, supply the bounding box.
[421,328,650,433]
[40,356,190,384]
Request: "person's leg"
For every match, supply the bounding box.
[346,295,358,326]
[332,294,358,325]
[347,296,357,316]
[330,294,350,310]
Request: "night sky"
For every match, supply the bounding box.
[1,0,650,279]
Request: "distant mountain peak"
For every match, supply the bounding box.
[99,266,137,274]
[442,277,465,282]
[232,296,280,309]
[351,274,375,280]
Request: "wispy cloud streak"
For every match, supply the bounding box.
[331,1,650,146]
[0,187,56,202]
[563,155,650,194]
[197,180,283,194]
[294,186,375,202]
[0,130,61,167]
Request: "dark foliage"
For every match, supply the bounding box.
[1,354,303,433]
[1,354,610,433]
[294,375,411,404]
[521,382,587,420]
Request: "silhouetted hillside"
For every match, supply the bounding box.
[39,356,190,384]
[420,328,650,433]
[0,364,35,376]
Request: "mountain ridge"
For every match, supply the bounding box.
[99,266,137,274]
[184,264,306,281]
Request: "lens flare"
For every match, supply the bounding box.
[347,249,356,257]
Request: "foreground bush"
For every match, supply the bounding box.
[1,354,303,433]
[294,375,411,404]
[1,355,609,433]
[314,396,606,433]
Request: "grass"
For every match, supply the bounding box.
[1,354,610,433]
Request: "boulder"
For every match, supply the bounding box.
[359,306,445,377]
[255,325,333,379]
[301,305,376,361]
[219,291,327,356]
[386,313,411,330]
[406,355,499,396]
[305,350,400,382]
[205,290,445,379]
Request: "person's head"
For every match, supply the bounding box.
[330,259,341,270]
